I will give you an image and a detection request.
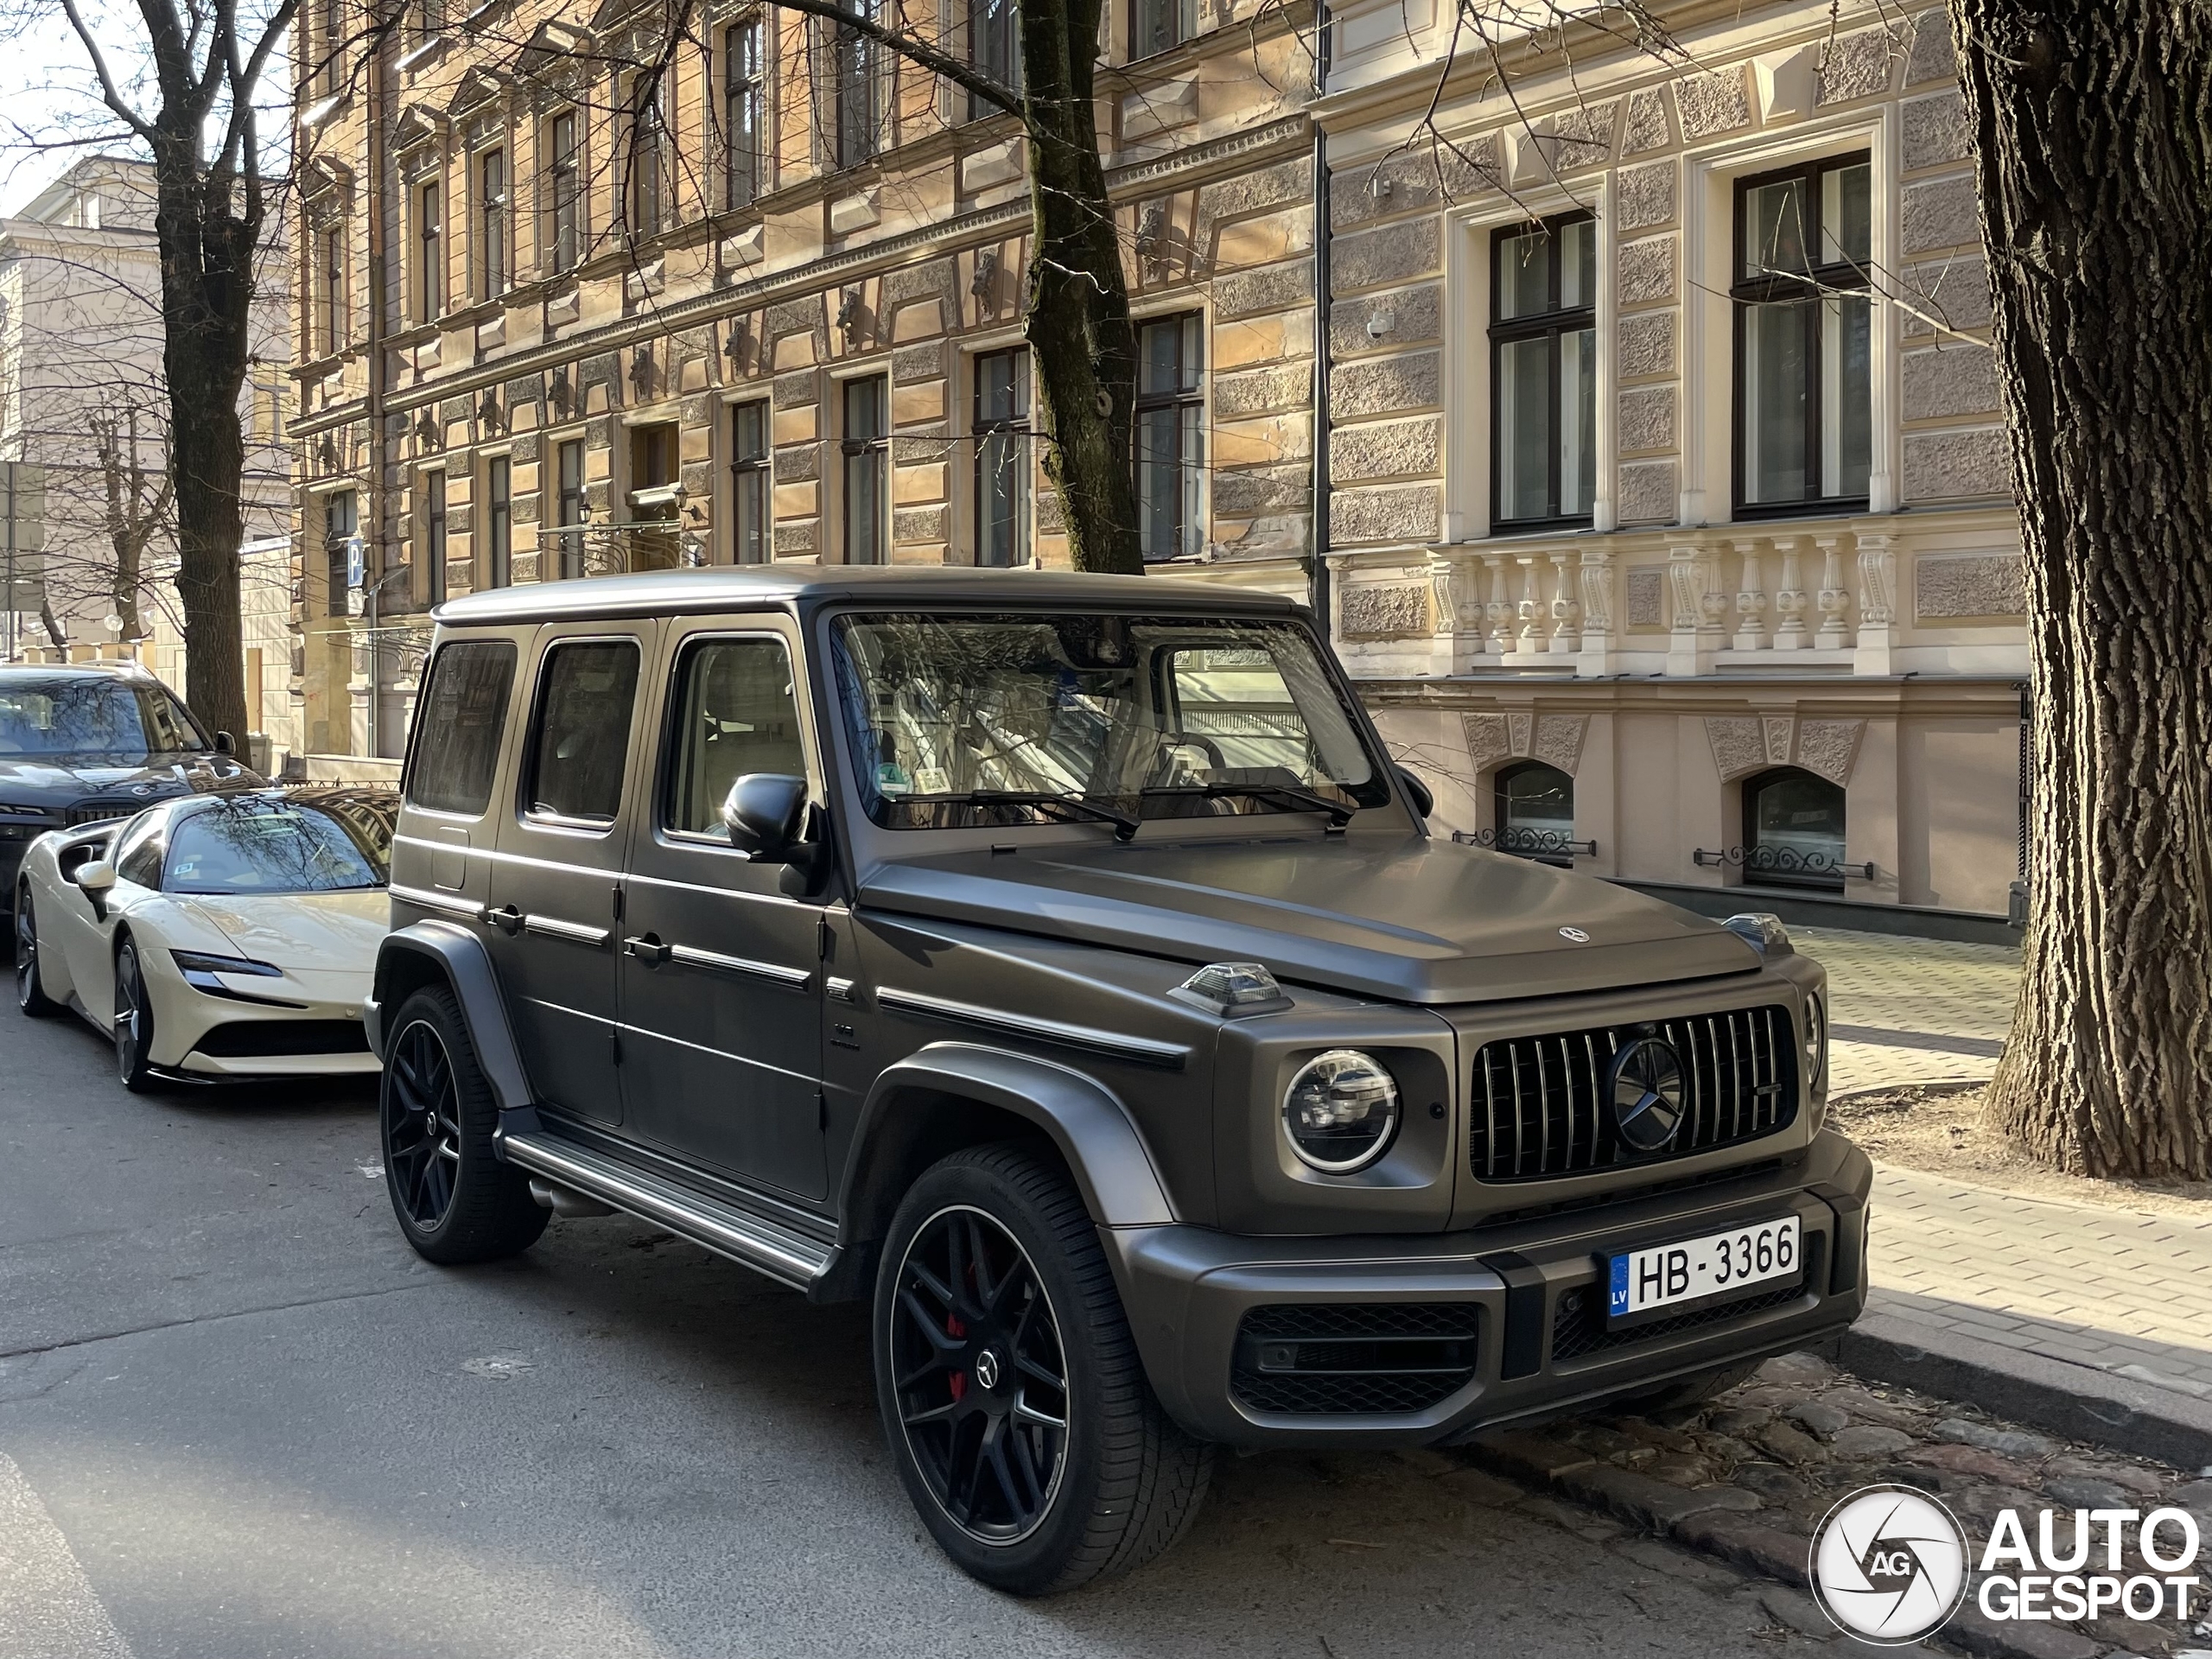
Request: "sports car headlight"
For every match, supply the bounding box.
[171,950,283,993]
[1281,1049,1401,1173]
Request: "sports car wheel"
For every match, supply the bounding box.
[15,885,58,1017]
[874,1145,1213,1595]
[380,986,547,1265]
[114,938,158,1092]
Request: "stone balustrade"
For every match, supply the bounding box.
[1328,512,2024,681]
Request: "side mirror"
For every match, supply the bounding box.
[213,731,236,756]
[721,773,810,861]
[74,860,118,893]
[1395,765,1434,818]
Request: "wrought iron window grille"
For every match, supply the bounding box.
[1693,844,1875,882]
[1452,829,1598,859]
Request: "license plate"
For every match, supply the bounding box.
[1608,1216,1802,1323]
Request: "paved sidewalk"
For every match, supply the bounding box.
[1799,925,2212,1452]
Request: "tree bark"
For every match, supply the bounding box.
[150,143,254,743]
[1953,0,2212,1179]
[1019,0,1144,575]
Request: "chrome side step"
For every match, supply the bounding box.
[499,1128,834,1291]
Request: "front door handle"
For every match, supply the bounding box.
[485,904,523,935]
[624,933,672,965]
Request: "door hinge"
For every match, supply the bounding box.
[610,1027,623,1065]
[611,885,625,920]
[818,916,835,960]
[817,1090,829,1132]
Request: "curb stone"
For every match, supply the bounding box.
[1836,1316,2212,1471]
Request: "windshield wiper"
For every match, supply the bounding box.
[965,790,1141,842]
[1179,782,1357,830]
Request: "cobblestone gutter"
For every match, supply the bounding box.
[1464,1353,2212,1658]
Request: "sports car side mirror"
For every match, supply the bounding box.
[74,861,118,893]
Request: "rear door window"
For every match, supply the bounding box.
[524,639,641,825]
[407,639,517,816]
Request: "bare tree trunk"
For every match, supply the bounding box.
[1020,0,1143,576]
[1955,0,2212,1179]
[152,153,254,742]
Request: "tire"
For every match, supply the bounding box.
[15,885,59,1018]
[380,985,548,1265]
[874,1143,1213,1596]
[113,937,159,1092]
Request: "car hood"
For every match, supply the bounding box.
[0,753,258,806]
[856,835,1762,1005]
[175,890,390,972]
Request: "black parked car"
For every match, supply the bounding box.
[0,664,259,907]
[368,567,1867,1595]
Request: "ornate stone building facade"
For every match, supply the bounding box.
[288,0,1319,766]
[1315,0,2025,923]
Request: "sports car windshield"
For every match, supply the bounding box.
[162,798,390,895]
[0,676,207,759]
[831,612,1390,832]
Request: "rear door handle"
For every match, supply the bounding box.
[624,933,672,965]
[485,904,523,935]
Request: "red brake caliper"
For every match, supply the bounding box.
[947,1313,967,1401]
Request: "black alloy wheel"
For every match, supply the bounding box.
[378,985,548,1265]
[385,1016,464,1231]
[113,938,157,1091]
[890,1205,1071,1545]
[16,886,58,1017]
[874,1145,1213,1595]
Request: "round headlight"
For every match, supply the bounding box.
[1282,1049,1401,1173]
[1805,993,1827,1091]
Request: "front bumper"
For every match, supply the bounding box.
[1107,1131,1871,1447]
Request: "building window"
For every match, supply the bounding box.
[970,0,1021,118]
[422,471,448,604]
[842,375,887,565]
[316,0,344,93]
[1491,215,1596,528]
[315,223,346,355]
[1743,766,1848,891]
[484,455,511,588]
[1133,0,1196,57]
[730,400,771,564]
[1493,761,1576,865]
[477,147,508,299]
[416,181,443,322]
[323,490,356,616]
[549,111,582,273]
[835,0,884,167]
[726,19,767,208]
[973,347,1029,567]
[555,437,587,578]
[1135,312,1203,562]
[627,79,666,238]
[627,423,680,571]
[1733,154,1872,514]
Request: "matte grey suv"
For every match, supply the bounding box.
[369,566,1867,1594]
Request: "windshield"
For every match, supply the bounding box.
[0,676,207,760]
[162,797,390,895]
[831,612,1389,832]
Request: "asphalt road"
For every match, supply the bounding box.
[0,1001,1832,1659]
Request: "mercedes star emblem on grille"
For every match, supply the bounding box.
[1607,1037,1687,1152]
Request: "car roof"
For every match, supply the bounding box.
[0,662,159,683]
[431,564,1309,627]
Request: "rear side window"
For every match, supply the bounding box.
[664,636,806,837]
[407,639,517,816]
[524,639,640,824]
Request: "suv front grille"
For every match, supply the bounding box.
[1470,1005,1797,1181]
[67,804,136,828]
[1231,1303,1481,1416]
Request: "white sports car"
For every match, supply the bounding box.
[13,787,397,1090]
